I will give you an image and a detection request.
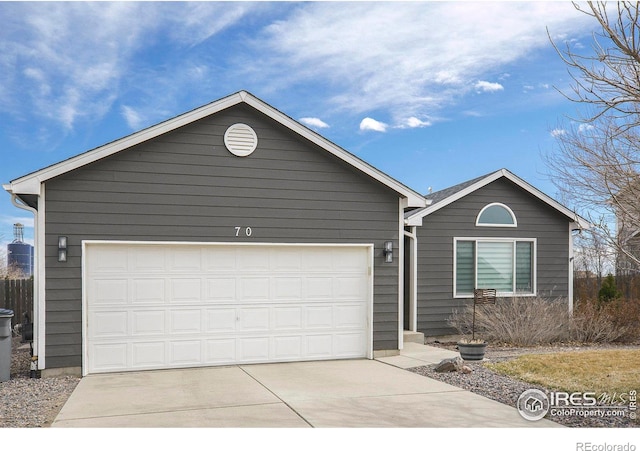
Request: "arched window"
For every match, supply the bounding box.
[476,203,517,227]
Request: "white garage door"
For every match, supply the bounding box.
[83,242,372,374]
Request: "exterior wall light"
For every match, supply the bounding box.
[383,241,393,263]
[58,236,68,262]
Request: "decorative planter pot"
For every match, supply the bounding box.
[457,342,487,361]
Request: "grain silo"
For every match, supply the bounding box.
[7,223,33,277]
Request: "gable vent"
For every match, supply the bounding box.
[224,123,258,157]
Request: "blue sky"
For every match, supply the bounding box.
[0,1,600,252]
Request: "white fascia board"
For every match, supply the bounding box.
[405,169,590,229]
[7,93,244,195]
[6,91,426,207]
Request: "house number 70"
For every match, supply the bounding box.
[235,226,253,237]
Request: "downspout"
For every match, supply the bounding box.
[403,227,417,332]
[568,224,580,316]
[8,192,40,373]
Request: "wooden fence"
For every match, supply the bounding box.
[0,278,34,327]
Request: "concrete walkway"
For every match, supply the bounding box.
[52,343,560,428]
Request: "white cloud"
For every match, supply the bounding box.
[0,2,596,144]
[0,2,254,135]
[360,117,388,132]
[403,117,432,128]
[299,117,329,129]
[578,123,595,133]
[1,216,34,229]
[256,2,594,124]
[121,106,144,130]
[550,128,566,137]
[474,81,504,93]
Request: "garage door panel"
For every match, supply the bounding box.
[132,342,165,368]
[206,278,236,301]
[336,277,367,298]
[89,248,128,272]
[92,343,128,371]
[170,340,202,365]
[169,309,202,334]
[239,278,270,301]
[171,279,202,303]
[335,304,366,328]
[85,243,370,374]
[273,307,303,330]
[203,248,237,271]
[305,306,333,328]
[170,248,202,271]
[133,248,166,272]
[92,311,128,337]
[334,249,366,271]
[205,339,236,362]
[272,249,302,271]
[92,279,128,305]
[334,333,366,357]
[239,248,270,271]
[131,310,165,336]
[306,277,333,299]
[305,334,333,358]
[239,307,270,331]
[273,336,302,360]
[273,277,302,300]
[132,279,165,304]
[302,249,333,271]
[238,337,270,361]
[205,308,236,332]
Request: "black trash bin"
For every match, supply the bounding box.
[0,309,14,382]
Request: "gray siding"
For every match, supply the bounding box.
[415,178,570,336]
[44,104,401,369]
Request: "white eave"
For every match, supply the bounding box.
[405,168,590,230]
[5,91,426,208]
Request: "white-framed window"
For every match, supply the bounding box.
[476,203,517,227]
[454,237,536,297]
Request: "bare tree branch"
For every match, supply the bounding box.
[547,2,640,274]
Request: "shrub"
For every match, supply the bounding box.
[449,295,640,345]
[598,274,621,304]
[572,298,640,343]
[448,296,572,346]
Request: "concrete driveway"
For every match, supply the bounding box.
[52,346,559,428]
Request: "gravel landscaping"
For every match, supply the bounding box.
[409,342,640,428]
[0,337,79,428]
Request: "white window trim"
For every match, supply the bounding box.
[475,202,518,227]
[453,237,537,298]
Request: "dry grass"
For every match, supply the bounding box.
[487,349,640,395]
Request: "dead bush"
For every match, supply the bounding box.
[449,296,640,345]
[571,298,640,343]
[448,296,572,346]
